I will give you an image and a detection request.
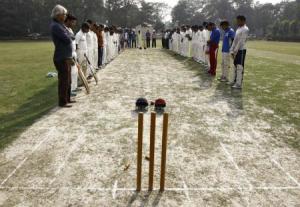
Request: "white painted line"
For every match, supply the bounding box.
[182,180,190,201]
[220,142,253,190]
[0,157,28,186]
[271,159,300,187]
[49,131,86,185]
[0,128,54,187]
[0,186,299,192]
[112,180,118,199]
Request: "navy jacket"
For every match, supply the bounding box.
[50,19,72,62]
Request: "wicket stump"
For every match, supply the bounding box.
[136,112,169,192]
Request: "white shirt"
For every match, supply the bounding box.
[66,27,76,58]
[92,31,98,50]
[75,30,87,54]
[230,25,249,54]
[86,31,93,51]
[102,31,106,46]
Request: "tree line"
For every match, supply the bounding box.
[0,0,168,38]
[0,0,299,41]
[171,0,300,41]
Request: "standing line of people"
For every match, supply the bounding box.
[162,15,249,89]
[50,5,123,108]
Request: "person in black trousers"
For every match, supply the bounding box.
[50,5,74,108]
[146,30,151,48]
[152,31,157,48]
[132,31,137,48]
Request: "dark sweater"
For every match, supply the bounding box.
[50,19,72,62]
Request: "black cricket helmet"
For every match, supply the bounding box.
[136,98,149,110]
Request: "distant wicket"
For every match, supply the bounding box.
[136,112,169,192]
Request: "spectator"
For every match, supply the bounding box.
[146,30,151,48]
[152,31,157,48]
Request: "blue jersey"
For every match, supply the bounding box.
[210,28,221,45]
[222,28,235,53]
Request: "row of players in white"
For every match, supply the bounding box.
[75,29,120,69]
[168,29,211,65]
[66,27,120,92]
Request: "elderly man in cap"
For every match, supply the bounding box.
[50,5,75,108]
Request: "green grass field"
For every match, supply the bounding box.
[0,40,299,150]
[0,41,57,149]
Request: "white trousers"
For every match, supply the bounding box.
[94,48,98,68]
[102,46,107,65]
[71,64,78,91]
[221,53,231,79]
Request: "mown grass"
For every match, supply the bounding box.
[247,40,300,56]
[0,41,57,149]
[167,41,300,149]
[243,50,300,149]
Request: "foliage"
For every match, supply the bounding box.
[171,0,300,41]
[0,0,167,37]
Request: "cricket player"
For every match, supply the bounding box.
[180,27,186,56]
[207,22,220,76]
[137,30,143,49]
[230,15,249,89]
[91,23,99,69]
[75,23,89,76]
[219,20,235,82]
[192,25,199,61]
[186,25,193,57]
[103,27,109,65]
[86,20,98,70]
[198,25,206,63]
[64,14,78,96]
[203,22,211,68]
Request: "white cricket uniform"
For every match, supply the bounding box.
[203,29,211,67]
[75,30,88,76]
[75,30,88,64]
[230,25,249,87]
[186,29,192,57]
[171,33,176,52]
[86,31,94,75]
[198,31,205,63]
[66,27,78,91]
[92,31,98,68]
[102,31,107,65]
[179,32,185,56]
[192,30,200,62]
[172,33,179,53]
[106,32,111,62]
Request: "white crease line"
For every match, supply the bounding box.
[112,180,118,199]
[0,186,299,191]
[182,181,190,201]
[247,133,300,189]
[0,128,55,187]
[0,158,28,186]
[271,159,300,187]
[220,142,253,190]
[49,131,86,185]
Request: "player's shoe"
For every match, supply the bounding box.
[231,84,242,89]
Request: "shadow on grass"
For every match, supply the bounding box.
[0,82,57,150]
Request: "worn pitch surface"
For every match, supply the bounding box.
[0,48,299,206]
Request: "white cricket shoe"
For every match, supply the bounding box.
[231,84,242,89]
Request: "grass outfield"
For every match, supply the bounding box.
[0,41,57,149]
[0,40,299,150]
